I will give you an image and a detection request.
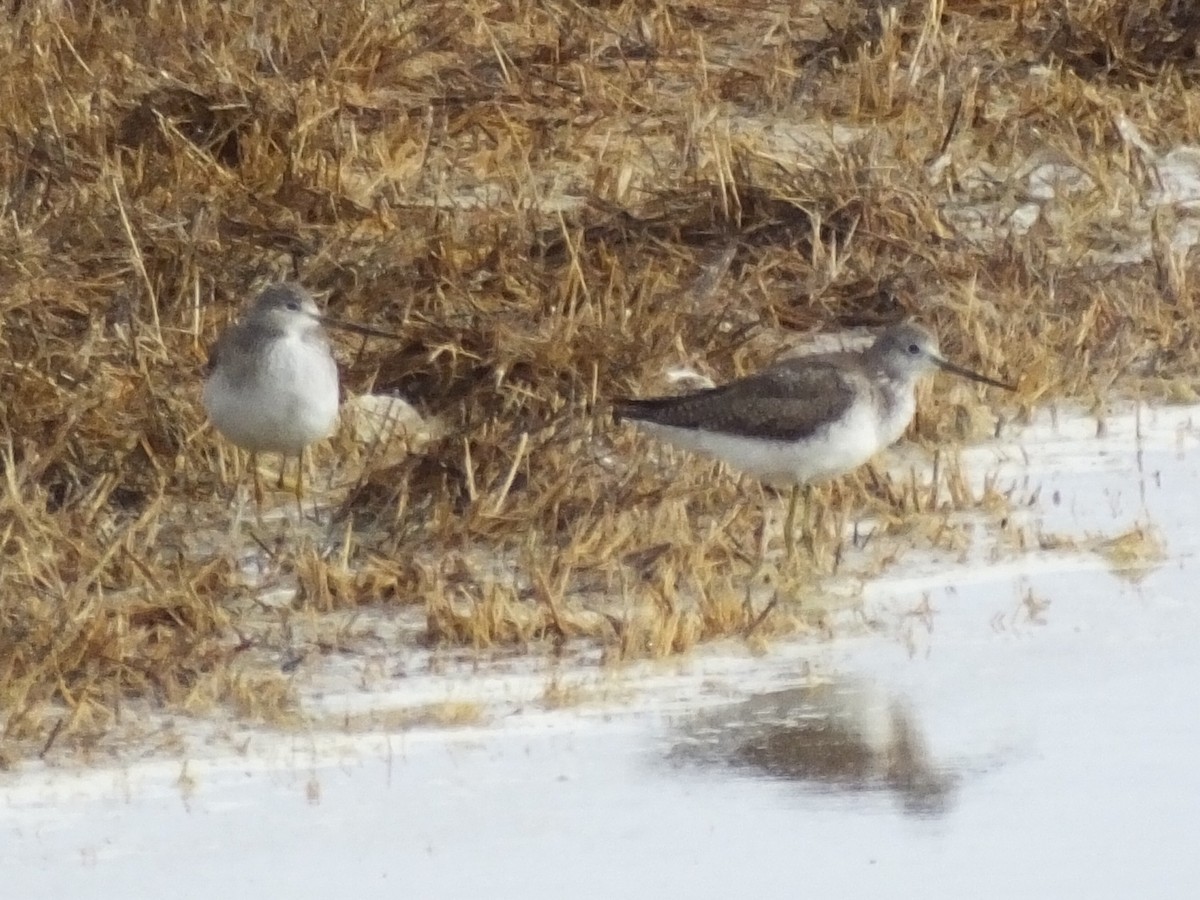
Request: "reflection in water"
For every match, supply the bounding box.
[668,681,957,818]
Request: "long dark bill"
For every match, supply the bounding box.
[317,315,405,341]
[935,357,1017,392]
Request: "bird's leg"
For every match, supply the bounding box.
[784,483,802,561]
[250,451,265,524]
[756,483,772,565]
[783,484,817,563]
[802,484,816,555]
[742,484,775,625]
[276,456,286,490]
[293,449,306,521]
[218,447,239,508]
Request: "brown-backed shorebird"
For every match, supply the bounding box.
[203,282,398,513]
[613,322,1015,557]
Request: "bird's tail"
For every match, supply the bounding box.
[610,396,679,424]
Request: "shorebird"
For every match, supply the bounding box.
[613,322,1015,557]
[203,282,398,514]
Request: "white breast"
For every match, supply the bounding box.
[874,384,917,449]
[204,334,339,455]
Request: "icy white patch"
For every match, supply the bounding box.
[663,366,715,392]
[1148,147,1200,210]
[343,393,432,447]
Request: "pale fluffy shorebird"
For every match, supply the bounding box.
[613,322,1015,557]
[203,282,397,513]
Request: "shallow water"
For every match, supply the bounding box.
[5,404,1200,898]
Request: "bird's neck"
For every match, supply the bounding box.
[874,373,921,446]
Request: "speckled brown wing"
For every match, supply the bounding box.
[613,354,860,442]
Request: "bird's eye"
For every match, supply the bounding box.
[285,300,301,311]
[907,343,921,355]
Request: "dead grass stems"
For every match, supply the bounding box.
[3,0,1199,760]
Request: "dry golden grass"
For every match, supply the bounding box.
[3,0,1199,761]
[1095,524,1168,581]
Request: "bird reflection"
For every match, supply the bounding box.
[668,680,957,818]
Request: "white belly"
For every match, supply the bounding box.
[874,389,916,449]
[637,399,886,486]
[203,336,339,455]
